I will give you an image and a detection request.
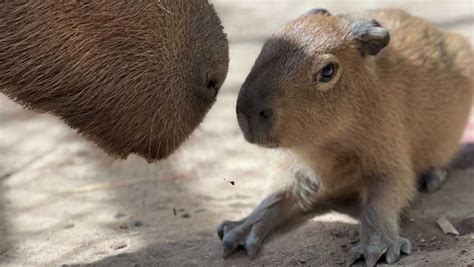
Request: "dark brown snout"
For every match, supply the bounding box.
[236,86,275,146]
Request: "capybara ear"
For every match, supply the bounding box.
[350,19,390,56]
[304,8,331,17]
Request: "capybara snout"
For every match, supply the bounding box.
[236,83,275,146]
[0,0,229,161]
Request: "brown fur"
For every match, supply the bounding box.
[0,0,229,161]
[223,9,472,265]
[269,9,472,207]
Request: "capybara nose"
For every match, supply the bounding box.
[236,105,244,116]
[236,102,254,142]
[236,100,272,122]
[236,96,273,144]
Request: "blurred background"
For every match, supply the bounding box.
[0,1,473,266]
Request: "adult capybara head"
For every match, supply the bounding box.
[236,9,389,148]
[0,0,228,161]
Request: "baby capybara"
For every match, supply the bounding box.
[219,9,472,266]
[0,0,229,161]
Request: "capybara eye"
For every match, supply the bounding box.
[319,63,337,82]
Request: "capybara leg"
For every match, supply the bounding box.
[350,212,411,266]
[217,191,300,258]
[349,178,414,267]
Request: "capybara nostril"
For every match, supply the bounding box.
[259,109,272,120]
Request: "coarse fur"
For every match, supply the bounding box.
[274,8,473,207]
[220,9,472,266]
[0,0,229,161]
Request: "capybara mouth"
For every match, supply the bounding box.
[135,139,182,163]
[257,143,280,149]
[253,134,280,148]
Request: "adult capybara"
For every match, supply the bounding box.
[0,0,229,161]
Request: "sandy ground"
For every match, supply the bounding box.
[0,1,473,266]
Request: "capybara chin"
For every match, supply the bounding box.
[0,0,229,161]
[220,8,472,266]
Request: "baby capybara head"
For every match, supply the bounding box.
[0,0,228,161]
[237,9,389,148]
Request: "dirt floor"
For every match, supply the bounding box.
[1,1,473,266]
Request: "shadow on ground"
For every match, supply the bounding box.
[66,168,474,267]
[0,92,268,265]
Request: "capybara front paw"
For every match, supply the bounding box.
[217,192,290,259]
[349,235,411,266]
[217,218,265,259]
